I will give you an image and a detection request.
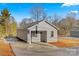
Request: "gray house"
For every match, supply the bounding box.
[70,27,79,37]
[17,20,59,44]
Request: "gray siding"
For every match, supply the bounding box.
[17,29,28,42]
[70,31,79,37]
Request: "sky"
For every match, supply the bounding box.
[0,3,79,23]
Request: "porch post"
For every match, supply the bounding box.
[54,30,58,41]
[28,30,32,44]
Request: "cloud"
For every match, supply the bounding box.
[68,10,79,15]
[27,16,31,18]
[61,3,79,7]
[70,10,79,14]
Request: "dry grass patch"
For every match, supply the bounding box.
[0,40,15,56]
[48,37,79,48]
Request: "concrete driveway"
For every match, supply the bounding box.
[6,37,79,56]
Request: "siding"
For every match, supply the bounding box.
[17,29,28,42]
[70,31,79,37]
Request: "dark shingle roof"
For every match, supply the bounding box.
[25,20,42,28]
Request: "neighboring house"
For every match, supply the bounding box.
[70,20,79,37]
[70,27,79,37]
[17,20,59,44]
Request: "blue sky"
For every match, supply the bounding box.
[0,3,79,23]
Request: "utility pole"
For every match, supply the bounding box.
[36,8,38,37]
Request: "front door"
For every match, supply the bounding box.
[40,31,47,42]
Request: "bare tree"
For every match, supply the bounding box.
[9,16,17,36]
[30,6,47,21]
[20,18,33,29]
[58,12,76,36]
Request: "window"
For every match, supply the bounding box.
[31,31,37,37]
[51,31,54,37]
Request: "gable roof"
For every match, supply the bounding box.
[44,21,59,30]
[25,20,59,30]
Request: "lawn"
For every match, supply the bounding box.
[0,40,15,56]
[48,37,79,48]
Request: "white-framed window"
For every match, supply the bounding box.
[31,31,37,37]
